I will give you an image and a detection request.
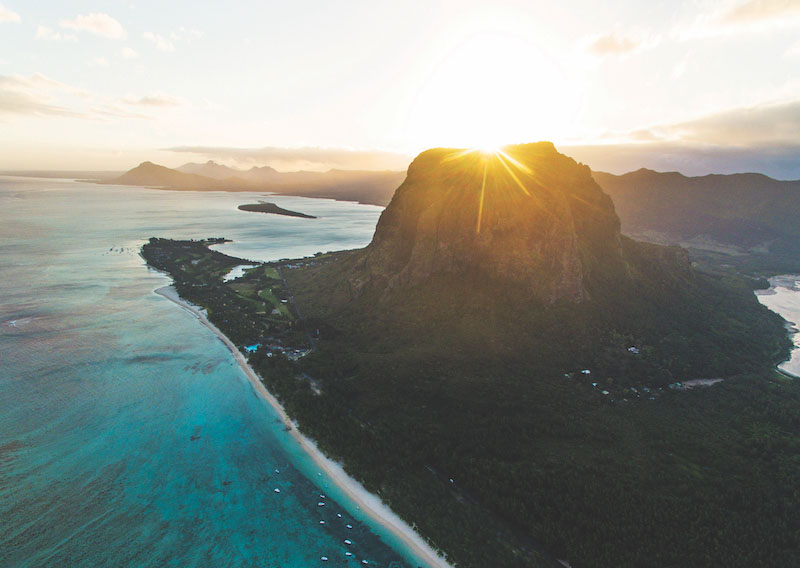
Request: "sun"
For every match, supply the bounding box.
[476,143,502,155]
[441,144,536,234]
[403,32,581,149]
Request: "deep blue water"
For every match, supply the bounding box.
[0,177,428,567]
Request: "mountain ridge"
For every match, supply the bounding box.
[104,161,406,206]
[593,168,800,255]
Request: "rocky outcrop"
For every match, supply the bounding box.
[357,142,624,303]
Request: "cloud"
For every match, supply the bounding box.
[0,3,20,24]
[142,27,202,52]
[171,26,203,41]
[677,0,800,39]
[36,25,78,41]
[0,72,182,122]
[636,99,800,147]
[0,73,82,93]
[720,0,800,25]
[0,74,84,119]
[123,93,183,107]
[60,13,126,40]
[143,31,174,52]
[89,103,149,119]
[36,25,62,41]
[121,47,138,59]
[164,146,412,171]
[564,96,800,179]
[89,57,109,68]
[585,33,639,56]
[582,29,660,58]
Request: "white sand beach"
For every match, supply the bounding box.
[154,285,452,568]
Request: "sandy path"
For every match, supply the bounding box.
[154,285,452,568]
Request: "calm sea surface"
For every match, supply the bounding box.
[0,176,430,567]
[756,275,800,378]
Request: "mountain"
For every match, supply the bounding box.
[359,142,624,302]
[593,168,800,271]
[177,160,284,182]
[176,160,245,179]
[106,161,221,190]
[106,161,404,205]
[240,165,282,182]
[294,143,718,316]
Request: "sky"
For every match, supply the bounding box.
[1,0,799,176]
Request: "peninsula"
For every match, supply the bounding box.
[143,143,800,568]
[238,202,317,219]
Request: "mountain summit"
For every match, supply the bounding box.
[357,142,624,302]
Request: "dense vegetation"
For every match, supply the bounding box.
[141,238,308,348]
[143,237,799,568]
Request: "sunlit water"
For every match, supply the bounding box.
[0,176,433,567]
[755,275,800,378]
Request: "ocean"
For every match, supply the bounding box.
[0,176,429,567]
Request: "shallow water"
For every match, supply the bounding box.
[755,275,800,378]
[0,176,430,567]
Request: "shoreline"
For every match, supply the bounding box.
[154,285,452,568]
[776,367,800,380]
[754,274,800,380]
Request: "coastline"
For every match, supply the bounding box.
[154,285,452,568]
[754,274,800,380]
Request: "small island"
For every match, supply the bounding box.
[238,201,317,219]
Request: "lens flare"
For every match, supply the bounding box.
[443,144,541,234]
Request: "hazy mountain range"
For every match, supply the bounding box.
[105,160,404,206]
[593,168,800,271]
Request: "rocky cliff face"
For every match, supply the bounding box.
[355,142,624,302]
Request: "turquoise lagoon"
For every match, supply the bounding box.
[0,176,430,567]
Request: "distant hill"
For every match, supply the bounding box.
[593,168,800,272]
[176,160,246,180]
[177,160,283,182]
[106,161,405,206]
[240,165,282,183]
[107,162,223,190]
